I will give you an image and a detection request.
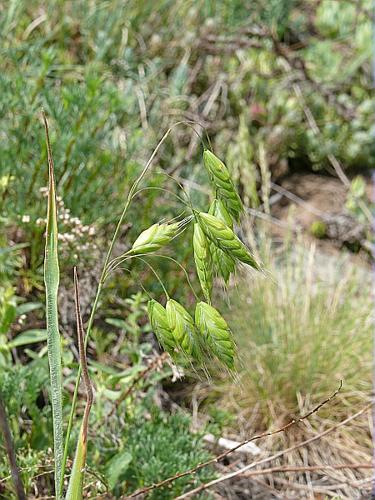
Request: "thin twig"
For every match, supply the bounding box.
[176,401,371,499]
[124,382,342,498]
[0,396,27,500]
[109,352,169,417]
[240,463,373,477]
[73,267,93,444]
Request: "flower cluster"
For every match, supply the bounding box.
[37,187,98,264]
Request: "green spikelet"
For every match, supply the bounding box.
[203,150,243,221]
[197,212,260,270]
[128,222,180,255]
[193,223,213,302]
[166,299,201,359]
[208,200,235,283]
[209,199,233,228]
[195,301,235,369]
[147,300,176,354]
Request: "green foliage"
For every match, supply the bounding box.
[1,0,372,288]
[310,220,327,239]
[346,175,373,227]
[1,1,372,497]
[106,408,215,498]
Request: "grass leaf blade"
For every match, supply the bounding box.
[42,111,64,498]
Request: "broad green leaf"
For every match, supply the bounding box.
[7,329,47,349]
[106,450,132,490]
[16,302,42,315]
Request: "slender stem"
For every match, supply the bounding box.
[60,121,189,493]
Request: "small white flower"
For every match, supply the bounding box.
[22,215,30,223]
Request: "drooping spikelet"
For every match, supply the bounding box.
[166,299,201,359]
[195,301,235,369]
[127,222,180,255]
[147,300,176,355]
[197,212,260,270]
[193,223,213,303]
[203,150,243,221]
[208,200,235,283]
[209,199,233,228]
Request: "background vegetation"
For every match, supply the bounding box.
[0,0,373,498]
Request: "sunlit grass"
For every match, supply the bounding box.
[222,236,372,425]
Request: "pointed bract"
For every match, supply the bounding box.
[193,223,213,303]
[166,299,201,359]
[148,300,176,354]
[208,200,236,283]
[195,301,235,369]
[128,222,180,255]
[204,150,243,221]
[197,212,260,270]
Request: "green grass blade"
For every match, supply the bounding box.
[66,268,93,500]
[42,112,64,499]
[66,426,86,500]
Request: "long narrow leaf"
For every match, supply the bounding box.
[42,111,64,498]
[66,268,94,500]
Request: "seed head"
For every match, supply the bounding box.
[147,300,176,354]
[193,223,213,303]
[197,212,260,270]
[166,299,201,359]
[128,222,180,255]
[195,301,235,369]
[203,150,243,221]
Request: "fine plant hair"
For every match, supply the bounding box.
[40,112,260,497]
